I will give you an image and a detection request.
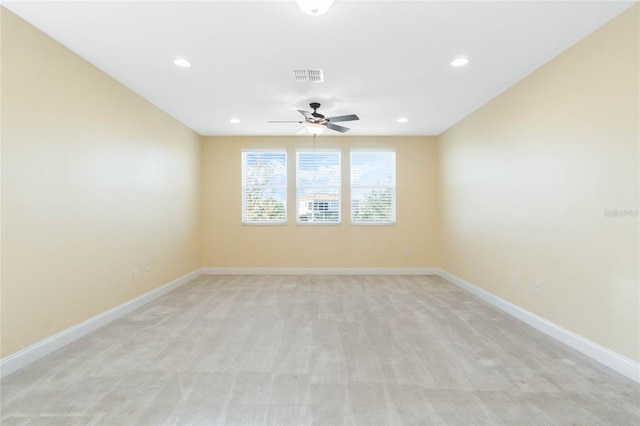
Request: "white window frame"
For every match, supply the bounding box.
[241,149,287,225]
[350,149,396,225]
[296,149,342,225]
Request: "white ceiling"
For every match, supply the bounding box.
[3,0,635,136]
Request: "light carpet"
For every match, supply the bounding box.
[1,274,639,425]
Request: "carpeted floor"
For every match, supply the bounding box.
[1,274,639,425]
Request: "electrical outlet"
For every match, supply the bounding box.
[512,273,518,286]
[535,280,541,293]
[403,249,411,257]
[132,268,139,280]
[145,265,150,275]
[228,248,236,257]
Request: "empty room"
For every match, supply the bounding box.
[1,0,638,425]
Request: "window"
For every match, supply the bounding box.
[296,150,341,224]
[351,150,396,224]
[242,150,287,224]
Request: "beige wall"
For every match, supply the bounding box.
[1,9,202,357]
[438,5,639,362]
[202,136,440,268]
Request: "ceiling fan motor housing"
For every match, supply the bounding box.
[309,103,325,119]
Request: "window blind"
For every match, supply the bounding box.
[350,150,396,224]
[296,150,341,224]
[241,150,287,224]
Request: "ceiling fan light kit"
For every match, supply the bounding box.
[295,0,335,16]
[304,123,326,135]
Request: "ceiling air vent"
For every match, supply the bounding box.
[293,69,324,83]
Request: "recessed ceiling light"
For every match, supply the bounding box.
[296,0,335,16]
[397,117,409,123]
[173,58,191,68]
[451,57,469,67]
[229,118,241,124]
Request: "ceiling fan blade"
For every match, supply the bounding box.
[326,122,350,133]
[268,120,303,123]
[295,127,308,135]
[327,114,359,123]
[298,110,314,120]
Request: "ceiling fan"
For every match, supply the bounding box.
[268,102,359,134]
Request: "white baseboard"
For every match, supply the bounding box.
[4,266,638,385]
[0,268,202,378]
[201,267,439,276]
[437,268,640,384]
